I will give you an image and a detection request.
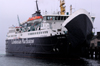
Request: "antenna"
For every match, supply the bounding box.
[36,0,39,11]
[17,15,21,26]
[70,5,72,15]
[45,10,47,14]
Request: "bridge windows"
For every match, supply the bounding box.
[46,16,50,20]
[55,16,58,20]
[43,16,46,20]
[43,16,68,21]
[64,16,68,20]
[52,16,55,20]
[58,16,61,20]
[61,16,63,20]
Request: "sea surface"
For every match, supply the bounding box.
[0,52,100,66]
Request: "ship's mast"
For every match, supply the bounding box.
[60,0,65,15]
[17,15,21,26]
[36,0,39,11]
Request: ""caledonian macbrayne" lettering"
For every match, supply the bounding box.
[11,39,34,44]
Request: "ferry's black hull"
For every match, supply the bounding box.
[63,14,93,57]
[6,35,69,58]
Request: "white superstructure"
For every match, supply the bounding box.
[6,15,69,40]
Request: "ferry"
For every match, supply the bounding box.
[6,0,95,58]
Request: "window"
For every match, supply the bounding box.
[28,33,35,35]
[46,16,50,20]
[55,16,58,20]
[27,23,32,26]
[44,16,55,20]
[46,31,48,33]
[10,35,16,37]
[64,16,67,20]
[52,16,55,20]
[92,17,95,22]
[43,16,46,20]
[61,16,64,20]
[97,42,100,47]
[50,16,52,20]
[58,16,60,20]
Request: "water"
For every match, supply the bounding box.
[0,53,100,66]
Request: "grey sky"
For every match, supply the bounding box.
[0,0,100,52]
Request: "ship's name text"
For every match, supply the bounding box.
[11,39,34,44]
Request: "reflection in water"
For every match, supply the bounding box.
[0,54,95,66]
[83,58,100,66]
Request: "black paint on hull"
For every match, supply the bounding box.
[64,14,93,57]
[6,35,68,58]
[65,14,93,48]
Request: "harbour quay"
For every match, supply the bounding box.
[82,32,100,59]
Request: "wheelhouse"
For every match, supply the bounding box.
[43,15,69,21]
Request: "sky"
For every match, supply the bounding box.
[0,0,100,53]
